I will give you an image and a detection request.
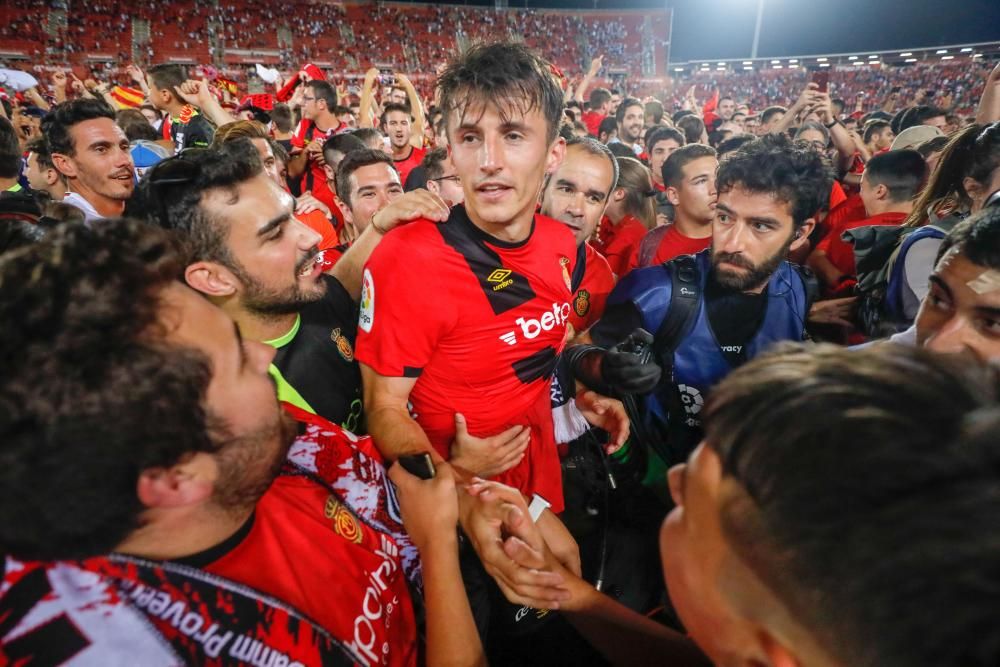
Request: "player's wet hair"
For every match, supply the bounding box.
[437,41,564,144]
[0,219,220,560]
[703,342,1000,667]
[715,134,828,229]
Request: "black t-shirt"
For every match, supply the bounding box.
[170,112,215,152]
[704,277,768,366]
[270,275,365,433]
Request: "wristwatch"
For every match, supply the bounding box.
[824,119,840,129]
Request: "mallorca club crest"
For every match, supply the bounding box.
[330,327,354,362]
[573,289,591,318]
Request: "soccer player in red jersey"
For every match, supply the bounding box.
[539,136,618,334]
[357,43,626,552]
[381,103,427,186]
[629,144,718,272]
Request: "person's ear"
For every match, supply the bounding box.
[44,167,60,187]
[790,219,815,253]
[613,187,627,203]
[755,630,805,667]
[874,183,890,201]
[545,136,566,175]
[50,153,76,179]
[185,261,239,299]
[426,179,440,196]
[665,185,681,206]
[334,195,353,226]
[323,163,335,182]
[136,452,217,510]
[962,176,983,203]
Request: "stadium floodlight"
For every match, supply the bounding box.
[771,59,780,64]
[936,49,948,54]
[941,55,954,60]
[905,58,918,62]
[848,55,858,60]
[868,55,879,59]
[961,47,973,52]
[743,61,753,65]
[900,52,912,57]
[816,57,828,62]
[789,64,799,69]
[718,61,726,65]
[773,64,783,69]
[974,54,983,58]
[789,59,798,63]
[716,66,726,70]
[743,66,753,70]
[674,67,684,72]
[819,63,830,68]
[854,61,864,66]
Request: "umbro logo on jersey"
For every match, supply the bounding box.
[487,268,514,292]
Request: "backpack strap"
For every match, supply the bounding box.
[570,242,588,294]
[651,254,701,362]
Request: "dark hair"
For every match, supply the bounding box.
[335,148,396,209]
[306,80,338,110]
[0,218,221,560]
[644,100,664,125]
[147,63,186,98]
[903,122,1000,228]
[662,143,716,189]
[715,134,828,228]
[269,138,288,165]
[916,135,949,158]
[937,204,1000,271]
[759,105,786,125]
[863,119,891,144]
[614,97,643,126]
[116,108,159,142]
[26,136,55,171]
[136,139,263,265]
[676,114,706,145]
[607,142,636,159]
[438,41,564,144]
[588,87,611,110]
[0,116,19,179]
[597,116,618,140]
[422,146,450,181]
[703,342,1000,667]
[716,134,756,158]
[379,103,412,129]
[0,217,46,252]
[564,136,619,194]
[645,125,685,155]
[270,103,293,133]
[41,98,116,157]
[322,132,366,167]
[900,105,947,132]
[863,149,926,203]
[672,109,695,124]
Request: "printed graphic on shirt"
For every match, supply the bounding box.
[360,269,374,332]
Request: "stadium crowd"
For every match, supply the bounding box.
[1,13,1000,667]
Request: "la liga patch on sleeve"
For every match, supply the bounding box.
[359,268,375,332]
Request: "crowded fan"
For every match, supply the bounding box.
[1,4,1000,665]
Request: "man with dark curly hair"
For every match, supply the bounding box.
[0,219,485,665]
[571,134,824,474]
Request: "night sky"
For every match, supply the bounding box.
[407,0,1000,62]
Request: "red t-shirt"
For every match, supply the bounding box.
[580,110,606,137]
[829,180,848,213]
[393,146,427,188]
[296,208,339,251]
[203,475,418,667]
[820,193,867,242]
[816,211,908,278]
[356,207,577,512]
[291,118,345,214]
[627,224,712,274]
[596,215,648,278]
[568,242,615,335]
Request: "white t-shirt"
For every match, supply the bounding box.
[62,192,103,226]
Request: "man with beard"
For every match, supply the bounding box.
[0,219,487,666]
[137,139,448,433]
[42,98,135,223]
[571,135,821,471]
[614,97,644,156]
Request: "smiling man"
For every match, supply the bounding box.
[575,134,822,474]
[42,98,135,223]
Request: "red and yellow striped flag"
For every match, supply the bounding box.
[110,85,144,109]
